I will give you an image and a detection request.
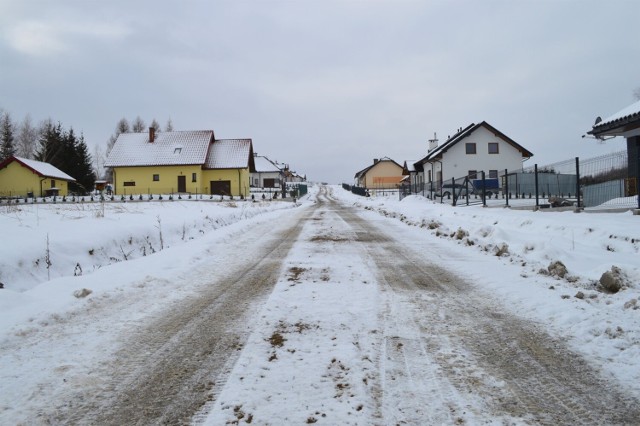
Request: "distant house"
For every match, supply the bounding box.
[354,157,404,189]
[402,160,420,192]
[414,122,533,193]
[587,99,640,205]
[285,169,306,183]
[105,127,255,197]
[251,154,283,188]
[0,156,76,198]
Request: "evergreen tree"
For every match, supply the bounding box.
[35,120,65,165]
[0,112,16,162]
[35,122,94,195]
[68,132,95,194]
[165,118,174,132]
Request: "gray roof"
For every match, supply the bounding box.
[105,130,214,167]
[588,100,640,137]
[204,139,253,169]
[9,156,75,181]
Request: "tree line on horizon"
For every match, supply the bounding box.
[0,108,173,191]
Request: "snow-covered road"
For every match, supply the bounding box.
[2,186,639,425]
[203,186,640,425]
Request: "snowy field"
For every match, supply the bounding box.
[1,185,639,424]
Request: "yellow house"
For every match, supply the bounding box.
[354,157,404,189]
[0,156,76,198]
[104,128,255,197]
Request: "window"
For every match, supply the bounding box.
[51,179,56,188]
[489,170,498,179]
[488,143,499,154]
[153,174,159,181]
[192,173,197,182]
[124,181,136,187]
[427,170,432,182]
[468,170,477,179]
[465,143,476,154]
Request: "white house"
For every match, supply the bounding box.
[414,122,533,193]
[251,154,283,188]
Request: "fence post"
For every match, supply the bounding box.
[504,169,509,207]
[534,164,539,208]
[481,171,486,206]
[637,147,640,210]
[451,177,456,206]
[575,157,581,209]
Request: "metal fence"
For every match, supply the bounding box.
[397,150,639,211]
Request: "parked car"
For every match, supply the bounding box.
[435,183,473,198]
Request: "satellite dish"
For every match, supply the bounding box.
[594,116,602,126]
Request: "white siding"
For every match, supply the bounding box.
[440,126,524,182]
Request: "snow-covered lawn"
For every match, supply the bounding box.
[1,185,639,423]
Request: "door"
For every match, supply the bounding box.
[210,180,231,196]
[177,176,186,193]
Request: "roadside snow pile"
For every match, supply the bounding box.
[332,188,640,393]
[0,200,296,292]
[340,192,640,294]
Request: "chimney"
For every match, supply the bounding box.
[149,127,155,143]
[428,132,438,152]
[373,158,379,164]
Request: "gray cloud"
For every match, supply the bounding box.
[1,0,639,183]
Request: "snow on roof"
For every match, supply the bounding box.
[11,157,76,181]
[403,160,419,173]
[204,139,252,169]
[592,100,640,130]
[104,131,214,167]
[253,156,281,173]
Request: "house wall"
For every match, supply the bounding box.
[251,171,281,188]
[0,161,70,197]
[202,168,250,197]
[363,161,404,189]
[420,127,527,189]
[112,165,203,195]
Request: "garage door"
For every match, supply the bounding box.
[210,181,231,196]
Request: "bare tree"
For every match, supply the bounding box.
[16,114,38,159]
[131,116,146,133]
[94,144,106,180]
[150,118,161,132]
[634,87,640,101]
[104,117,131,182]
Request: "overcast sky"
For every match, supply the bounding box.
[1,0,639,183]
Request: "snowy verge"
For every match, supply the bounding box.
[332,187,640,395]
[1,199,300,292]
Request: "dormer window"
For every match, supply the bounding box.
[174,147,182,154]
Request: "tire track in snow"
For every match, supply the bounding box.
[328,192,640,424]
[42,203,313,425]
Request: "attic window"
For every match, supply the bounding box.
[173,147,182,154]
[465,143,477,154]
